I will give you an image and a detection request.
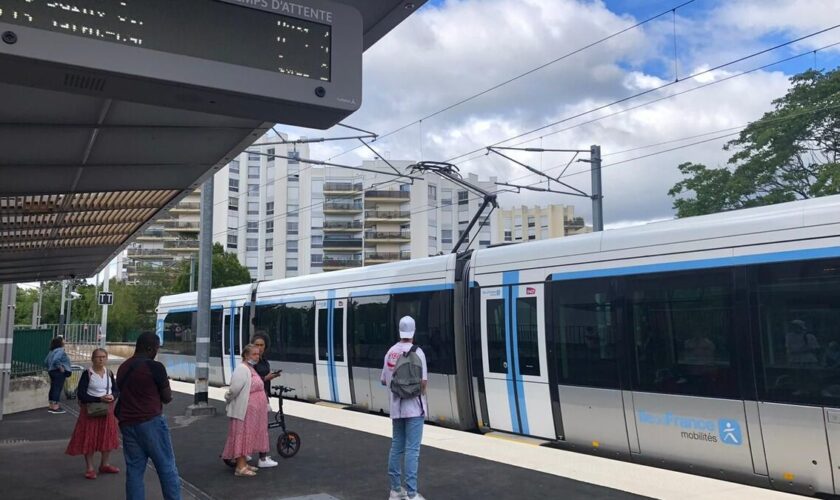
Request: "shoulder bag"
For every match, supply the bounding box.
[86,369,111,418]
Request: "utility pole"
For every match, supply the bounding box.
[36,281,43,328]
[0,284,17,421]
[590,145,603,232]
[187,178,216,417]
[59,280,67,336]
[189,254,195,292]
[100,262,110,349]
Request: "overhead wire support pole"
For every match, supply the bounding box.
[266,124,377,145]
[487,147,589,197]
[249,150,423,182]
[494,181,589,198]
[409,161,498,255]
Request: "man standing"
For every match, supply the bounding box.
[116,332,181,500]
[381,316,427,500]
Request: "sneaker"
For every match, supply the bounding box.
[48,408,66,414]
[388,489,407,500]
[258,457,278,468]
[407,493,426,500]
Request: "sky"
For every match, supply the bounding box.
[278,0,840,229]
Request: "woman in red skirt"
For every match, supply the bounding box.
[66,348,121,479]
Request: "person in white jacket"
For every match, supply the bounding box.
[220,344,269,477]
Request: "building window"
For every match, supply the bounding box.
[248,165,259,179]
[228,197,239,211]
[287,240,298,252]
[246,238,258,251]
[287,221,298,234]
[428,185,437,202]
[311,235,323,248]
[247,202,259,215]
[287,204,299,215]
[266,202,274,216]
[528,216,535,228]
[266,220,274,233]
[286,258,298,271]
[441,230,452,244]
[311,216,323,228]
[311,254,323,265]
[457,190,469,205]
[265,238,274,251]
[400,183,411,192]
[504,231,512,242]
[247,152,260,161]
[229,178,239,193]
[441,189,452,207]
[248,184,259,195]
[227,233,237,249]
[247,221,258,233]
[230,160,240,173]
[265,261,273,270]
[267,148,275,162]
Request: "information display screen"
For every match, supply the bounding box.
[0,0,331,81]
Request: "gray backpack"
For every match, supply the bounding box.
[390,345,423,400]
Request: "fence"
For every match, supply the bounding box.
[27,324,101,362]
[10,328,52,378]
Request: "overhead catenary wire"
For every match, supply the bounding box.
[326,0,697,162]
[444,25,840,164]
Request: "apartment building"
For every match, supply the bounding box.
[124,188,201,281]
[491,204,590,245]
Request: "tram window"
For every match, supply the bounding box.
[254,304,282,359]
[210,310,223,358]
[516,297,540,376]
[282,302,315,363]
[318,308,329,361]
[162,311,196,355]
[755,259,840,406]
[232,312,242,355]
[333,308,345,362]
[629,270,738,399]
[486,299,507,374]
[394,291,455,374]
[351,295,392,368]
[552,279,620,389]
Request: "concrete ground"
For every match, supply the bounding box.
[0,391,647,500]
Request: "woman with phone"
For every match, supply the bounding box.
[250,332,281,468]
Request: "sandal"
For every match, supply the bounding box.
[99,465,120,474]
[234,467,257,477]
[247,465,258,472]
[85,470,97,480]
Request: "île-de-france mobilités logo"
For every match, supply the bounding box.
[718,418,742,445]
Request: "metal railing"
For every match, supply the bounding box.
[565,217,585,227]
[365,190,410,199]
[324,201,363,211]
[163,239,199,249]
[10,328,52,378]
[126,249,177,258]
[324,182,363,192]
[323,238,363,248]
[323,259,362,268]
[364,231,411,240]
[365,252,411,261]
[365,210,411,219]
[170,202,200,210]
[323,221,364,230]
[161,221,200,230]
[37,324,101,362]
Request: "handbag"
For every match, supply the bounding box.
[86,369,111,418]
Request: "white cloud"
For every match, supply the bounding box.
[279,0,838,226]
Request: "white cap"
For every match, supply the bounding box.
[399,316,416,339]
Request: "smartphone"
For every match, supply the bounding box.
[272,369,282,374]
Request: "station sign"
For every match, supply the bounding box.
[98,292,114,306]
[0,0,362,128]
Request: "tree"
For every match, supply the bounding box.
[172,243,252,293]
[669,68,840,217]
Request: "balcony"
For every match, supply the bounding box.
[322,238,363,251]
[323,258,362,270]
[169,202,200,213]
[323,221,363,232]
[126,249,176,259]
[565,217,585,228]
[135,228,167,240]
[364,230,411,243]
[161,221,200,232]
[365,210,411,222]
[324,201,363,213]
[163,239,199,251]
[324,182,363,194]
[365,190,410,202]
[365,251,411,263]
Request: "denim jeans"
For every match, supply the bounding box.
[388,417,424,496]
[48,369,65,403]
[121,415,181,500]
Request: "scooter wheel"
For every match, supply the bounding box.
[277,431,300,458]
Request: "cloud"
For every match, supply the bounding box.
[278,0,837,226]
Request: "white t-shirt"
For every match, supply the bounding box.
[380,341,428,419]
[87,369,112,398]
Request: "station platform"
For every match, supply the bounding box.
[0,378,803,500]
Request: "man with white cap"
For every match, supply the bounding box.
[381,316,428,500]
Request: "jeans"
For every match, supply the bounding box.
[48,369,65,403]
[121,415,181,500]
[388,417,424,496]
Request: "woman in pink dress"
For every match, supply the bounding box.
[221,344,269,477]
[65,348,121,479]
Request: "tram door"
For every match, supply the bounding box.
[480,283,555,438]
[315,299,352,404]
[221,305,242,385]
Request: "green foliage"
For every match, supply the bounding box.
[669,68,840,217]
[172,243,251,293]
